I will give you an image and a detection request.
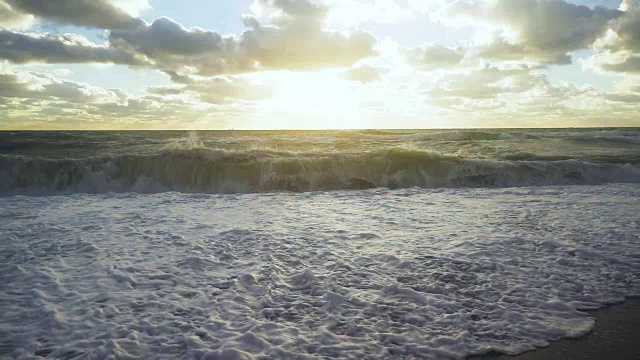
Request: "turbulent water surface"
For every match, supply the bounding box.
[1,128,639,195]
[1,129,639,359]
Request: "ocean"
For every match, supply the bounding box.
[1,128,639,358]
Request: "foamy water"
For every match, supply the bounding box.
[1,129,639,358]
[1,185,639,358]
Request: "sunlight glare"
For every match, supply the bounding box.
[252,72,366,130]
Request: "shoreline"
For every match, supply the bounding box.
[474,297,640,360]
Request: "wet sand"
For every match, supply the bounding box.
[476,297,640,360]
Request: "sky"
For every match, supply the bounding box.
[1,0,640,130]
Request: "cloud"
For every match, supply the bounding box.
[108,17,256,76]
[343,64,387,83]
[185,77,272,104]
[415,66,632,127]
[446,0,621,64]
[0,1,35,29]
[609,0,640,52]
[110,18,226,57]
[603,92,640,103]
[0,63,122,102]
[595,54,640,73]
[415,62,640,127]
[477,38,572,65]
[4,0,146,30]
[1,0,377,78]
[0,29,146,65]
[424,65,551,101]
[147,76,273,104]
[0,63,233,129]
[3,0,639,129]
[145,86,186,96]
[589,0,640,73]
[108,0,377,77]
[404,44,468,70]
[240,16,376,72]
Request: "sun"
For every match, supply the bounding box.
[250,71,367,130]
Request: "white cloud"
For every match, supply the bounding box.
[4,0,146,29]
[0,63,122,102]
[444,0,621,64]
[107,1,377,77]
[147,76,273,104]
[0,1,35,30]
[2,0,640,129]
[589,0,640,73]
[0,29,147,65]
[1,1,378,78]
[0,62,232,129]
[404,43,469,70]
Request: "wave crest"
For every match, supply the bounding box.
[2,147,639,196]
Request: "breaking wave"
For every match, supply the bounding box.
[341,129,640,144]
[1,146,639,196]
[413,130,540,142]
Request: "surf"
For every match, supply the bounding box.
[1,147,639,196]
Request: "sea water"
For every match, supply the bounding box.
[1,129,639,359]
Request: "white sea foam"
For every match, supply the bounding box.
[1,184,639,359]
